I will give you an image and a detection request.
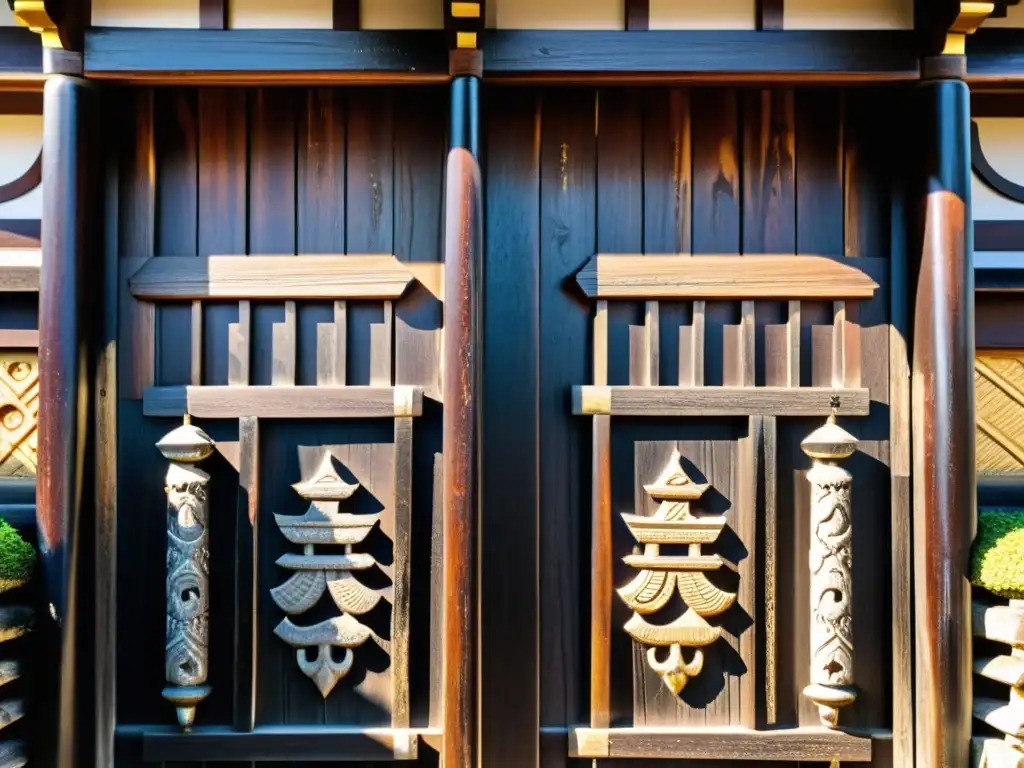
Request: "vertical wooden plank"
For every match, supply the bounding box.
[644,89,690,386]
[369,300,393,386]
[347,89,393,387]
[200,0,227,29]
[738,416,762,729]
[625,0,649,29]
[539,87,593,744]
[690,87,739,724]
[442,75,480,768]
[198,88,246,387]
[333,0,359,29]
[757,0,783,30]
[228,303,251,387]
[481,87,540,768]
[155,89,198,388]
[118,88,155,399]
[234,416,259,732]
[692,88,739,389]
[392,416,413,729]
[271,302,296,386]
[591,412,612,729]
[763,415,778,726]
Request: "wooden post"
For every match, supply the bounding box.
[912,63,975,768]
[37,74,100,768]
[442,73,480,768]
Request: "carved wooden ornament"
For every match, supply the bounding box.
[801,409,857,727]
[618,449,736,694]
[156,417,216,729]
[272,453,375,698]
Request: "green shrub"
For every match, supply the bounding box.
[972,508,1024,599]
[0,520,34,594]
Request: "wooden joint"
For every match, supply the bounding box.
[944,2,995,55]
[393,385,419,417]
[574,384,611,415]
[13,1,61,49]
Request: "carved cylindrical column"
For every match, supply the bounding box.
[156,417,215,729]
[801,411,857,727]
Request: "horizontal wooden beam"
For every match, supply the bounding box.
[975,654,1024,687]
[968,29,1024,85]
[0,329,38,348]
[0,28,42,78]
[576,255,880,300]
[0,249,40,292]
[125,725,440,762]
[570,727,873,761]
[485,30,920,82]
[84,29,449,83]
[130,255,416,300]
[572,386,870,417]
[143,385,423,419]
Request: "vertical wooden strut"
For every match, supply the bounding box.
[912,65,975,768]
[442,74,481,768]
[37,74,99,768]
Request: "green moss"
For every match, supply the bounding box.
[972,508,1024,599]
[0,520,34,593]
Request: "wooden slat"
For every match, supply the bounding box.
[974,697,1024,739]
[757,0,784,31]
[316,302,347,386]
[228,301,250,386]
[972,736,1024,768]
[232,416,258,732]
[975,654,1024,687]
[974,601,1024,647]
[129,255,416,300]
[625,0,649,30]
[590,414,611,728]
[569,726,873,761]
[573,386,870,416]
[333,0,360,30]
[763,415,778,725]
[739,417,760,728]
[271,302,296,386]
[392,417,413,729]
[138,726,433,762]
[370,300,394,386]
[576,254,879,299]
[199,0,227,29]
[142,385,423,419]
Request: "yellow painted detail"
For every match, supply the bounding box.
[456,30,477,48]
[451,2,481,18]
[13,1,61,48]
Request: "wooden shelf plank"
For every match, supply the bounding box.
[0,249,40,292]
[974,601,1024,648]
[976,655,1024,687]
[572,386,870,417]
[129,255,417,300]
[576,254,879,300]
[124,725,440,762]
[143,385,423,419]
[974,697,1024,739]
[569,726,874,761]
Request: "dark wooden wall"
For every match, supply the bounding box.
[105,84,908,767]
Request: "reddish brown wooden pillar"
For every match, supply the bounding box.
[442,73,481,768]
[37,74,100,768]
[912,61,975,768]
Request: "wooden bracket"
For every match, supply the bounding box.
[446,1,484,76]
[944,2,995,54]
[12,1,60,49]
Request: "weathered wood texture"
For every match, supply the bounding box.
[109,87,447,747]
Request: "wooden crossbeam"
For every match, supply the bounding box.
[572,386,870,417]
[143,385,423,419]
[576,254,879,299]
[129,255,417,300]
[0,248,40,292]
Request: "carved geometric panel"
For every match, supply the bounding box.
[0,352,38,477]
[976,352,1024,474]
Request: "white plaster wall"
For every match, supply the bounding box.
[985,4,1024,28]
[650,0,755,30]
[494,0,623,30]
[785,0,913,29]
[973,118,1024,222]
[0,115,43,220]
[0,4,15,26]
[92,0,199,28]
[361,0,444,29]
[230,0,332,29]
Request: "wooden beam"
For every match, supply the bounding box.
[0,28,42,76]
[0,249,40,291]
[142,385,423,419]
[134,726,435,762]
[442,75,480,768]
[569,727,873,761]
[129,255,417,300]
[333,0,360,30]
[572,386,870,416]
[968,29,1024,84]
[973,601,1024,646]
[913,76,974,768]
[199,0,227,30]
[576,254,879,299]
[625,0,649,31]
[757,0,784,30]
[485,31,920,82]
[84,29,449,84]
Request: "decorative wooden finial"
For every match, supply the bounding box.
[618,449,735,694]
[156,420,215,729]
[801,414,858,728]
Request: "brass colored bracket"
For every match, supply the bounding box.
[13,1,62,49]
[944,2,995,55]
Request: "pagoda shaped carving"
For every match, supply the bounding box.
[618,449,736,694]
[271,453,377,698]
